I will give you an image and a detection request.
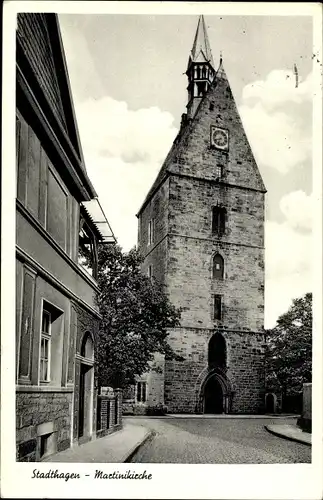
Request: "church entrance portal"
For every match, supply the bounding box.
[204,375,224,414]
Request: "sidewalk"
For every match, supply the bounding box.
[265,423,311,446]
[43,423,153,463]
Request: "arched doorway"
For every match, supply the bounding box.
[78,332,94,442]
[204,375,223,414]
[195,333,233,414]
[266,393,275,413]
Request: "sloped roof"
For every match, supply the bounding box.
[16,13,97,199]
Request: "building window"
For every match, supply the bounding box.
[213,254,224,280]
[212,206,226,235]
[213,295,222,321]
[215,165,222,179]
[136,381,147,403]
[40,309,51,382]
[78,217,98,279]
[148,219,155,246]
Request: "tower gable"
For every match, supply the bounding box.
[173,62,266,192]
[138,61,265,217]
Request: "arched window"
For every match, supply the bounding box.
[80,332,94,360]
[208,333,226,368]
[213,253,224,280]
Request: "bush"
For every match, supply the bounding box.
[146,404,167,416]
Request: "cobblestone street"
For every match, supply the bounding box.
[128,417,311,464]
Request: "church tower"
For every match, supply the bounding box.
[136,16,266,414]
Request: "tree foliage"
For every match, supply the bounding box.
[96,244,182,389]
[265,292,312,396]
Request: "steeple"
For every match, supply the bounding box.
[186,15,215,119]
[190,15,214,67]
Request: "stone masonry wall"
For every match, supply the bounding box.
[146,353,165,406]
[122,354,165,415]
[227,331,265,413]
[138,177,169,285]
[167,233,264,331]
[16,390,72,461]
[164,327,265,414]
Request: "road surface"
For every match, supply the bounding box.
[127,416,311,464]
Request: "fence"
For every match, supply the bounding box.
[96,388,122,438]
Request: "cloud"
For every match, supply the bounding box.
[264,189,313,327]
[240,70,313,327]
[265,220,312,328]
[279,190,313,230]
[74,96,178,250]
[239,70,312,174]
[242,70,313,110]
[76,97,177,165]
[239,102,311,174]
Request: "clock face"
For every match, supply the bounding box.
[211,126,229,150]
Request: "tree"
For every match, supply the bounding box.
[265,292,312,397]
[96,244,182,389]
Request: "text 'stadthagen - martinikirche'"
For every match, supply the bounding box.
[135,15,267,414]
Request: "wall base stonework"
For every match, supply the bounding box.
[16,390,73,461]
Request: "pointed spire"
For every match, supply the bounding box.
[190,15,214,67]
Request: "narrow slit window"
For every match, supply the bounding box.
[148,219,155,246]
[214,295,222,321]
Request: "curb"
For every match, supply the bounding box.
[125,414,299,419]
[264,425,311,447]
[123,430,156,462]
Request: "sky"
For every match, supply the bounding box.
[58,12,314,329]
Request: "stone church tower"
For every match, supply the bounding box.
[136,15,266,414]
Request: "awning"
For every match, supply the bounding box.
[81,198,116,244]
